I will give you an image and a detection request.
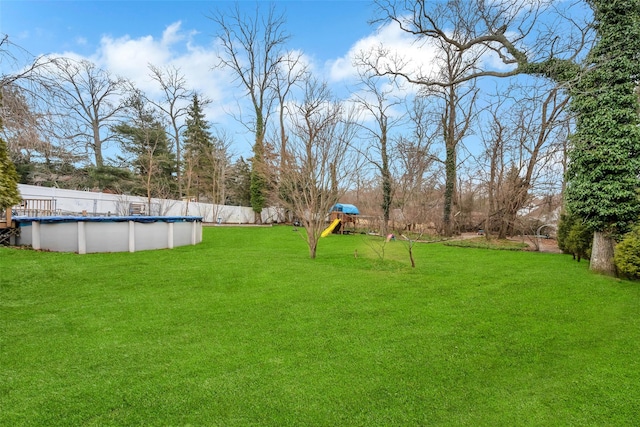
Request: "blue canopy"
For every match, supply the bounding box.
[330,203,360,215]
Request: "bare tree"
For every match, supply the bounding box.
[0,36,82,186]
[202,131,233,205]
[278,77,359,258]
[393,96,441,232]
[352,72,405,236]
[480,80,570,238]
[1,84,54,164]
[0,34,51,88]
[481,97,508,238]
[370,0,590,87]
[389,97,441,267]
[364,0,591,236]
[146,64,193,198]
[185,146,228,207]
[359,3,484,236]
[273,50,308,175]
[0,82,88,189]
[36,57,129,167]
[436,62,479,237]
[212,3,290,221]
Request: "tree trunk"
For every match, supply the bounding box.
[498,215,508,240]
[309,235,318,259]
[408,243,415,268]
[93,120,104,168]
[381,170,392,237]
[174,127,182,199]
[443,145,456,237]
[590,231,616,276]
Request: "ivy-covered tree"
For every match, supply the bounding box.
[565,0,640,275]
[249,148,267,216]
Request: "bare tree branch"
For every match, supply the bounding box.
[35,57,129,167]
[278,77,360,258]
[146,64,194,197]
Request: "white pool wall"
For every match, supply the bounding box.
[14,217,203,254]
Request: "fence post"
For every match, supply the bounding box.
[128,221,135,253]
[78,221,87,254]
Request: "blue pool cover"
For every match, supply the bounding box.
[14,216,203,224]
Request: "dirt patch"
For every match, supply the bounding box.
[457,233,562,253]
[505,236,562,253]
[532,237,562,253]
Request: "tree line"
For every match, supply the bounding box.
[1,0,639,269]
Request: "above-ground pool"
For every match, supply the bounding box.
[13,216,203,254]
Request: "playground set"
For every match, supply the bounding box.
[321,203,360,237]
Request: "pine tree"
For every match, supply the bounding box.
[114,95,176,200]
[226,157,252,206]
[182,94,231,204]
[565,0,640,275]
[183,94,213,201]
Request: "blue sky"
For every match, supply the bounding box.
[0,0,402,157]
[0,1,591,166]
[1,1,376,63]
[1,1,399,158]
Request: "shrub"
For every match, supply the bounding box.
[614,225,640,280]
[566,220,592,262]
[557,213,574,254]
[558,213,592,262]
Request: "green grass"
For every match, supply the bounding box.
[1,225,639,426]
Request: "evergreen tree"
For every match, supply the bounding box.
[114,94,176,200]
[226,157,252,206]
[565,0,640,275]
[183,94,230,204]
[183,94,213,201]
[614,224,640,280]
[86,165,135,194]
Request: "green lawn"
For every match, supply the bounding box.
[1,226,639,426]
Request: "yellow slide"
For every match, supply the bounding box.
[321,218,341,237]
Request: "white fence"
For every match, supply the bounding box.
[15,184,284,224]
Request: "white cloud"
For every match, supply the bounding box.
[325,18,526,97]
[84,22,240,126]
[325,22,440,85]
[94,34,172,93]
[41,20,257,155]
[160,21,184,47]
